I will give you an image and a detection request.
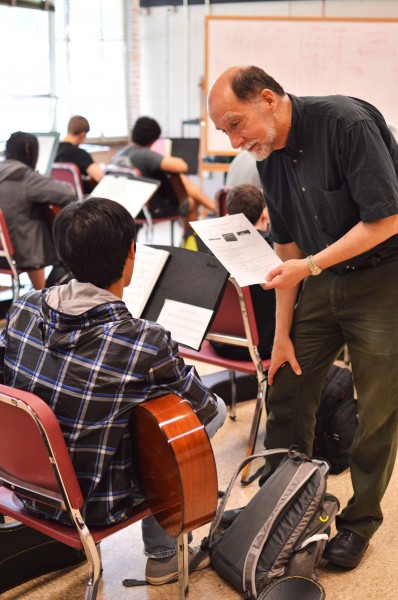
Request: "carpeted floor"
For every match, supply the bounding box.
[2,362,397,600]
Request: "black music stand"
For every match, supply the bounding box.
[141,246,229,349]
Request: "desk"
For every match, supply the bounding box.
[200,161,230,174]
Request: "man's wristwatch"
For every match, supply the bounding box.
[306,255,323,276]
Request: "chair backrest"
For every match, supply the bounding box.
[0,209,21,297]
[51,162,84,200]
[0,209,15,264]
[215,186,232,217]
[0,384,84,511]
[207,277,260,348]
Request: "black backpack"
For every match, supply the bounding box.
[205,448,339,599]
[313,364,358,474]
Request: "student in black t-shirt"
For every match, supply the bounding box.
[56,115,104,193]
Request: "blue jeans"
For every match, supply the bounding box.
[142,394,226,558]
[264,255,398,539]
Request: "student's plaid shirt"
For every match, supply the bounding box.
[0,289,217,526]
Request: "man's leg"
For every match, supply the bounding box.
[261,272,345,483]
[334,256,398,540]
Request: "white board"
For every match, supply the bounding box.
[205,17,398,155]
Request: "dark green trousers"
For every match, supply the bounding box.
[264,254,398,539]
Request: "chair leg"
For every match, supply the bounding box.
[229,370,237,421]
[82,538,102,600]
[171,221,175,246]
[343,345,351,365]
[11,274,20,300]
[240,380,267,484]
[177,532,189,599]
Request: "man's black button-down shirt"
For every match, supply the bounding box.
[257,94,398,272]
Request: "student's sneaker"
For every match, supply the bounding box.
[145,546,210,585]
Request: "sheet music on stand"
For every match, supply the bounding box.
[90,173,160,218]
[123,244,170,318]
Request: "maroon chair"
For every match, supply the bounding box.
[179,277,271,483]
[0,386,217,599]
[215,186,232,217]
[0,209,26,299]
[51,162,85,200]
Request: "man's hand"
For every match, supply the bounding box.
[268,337,302,385]
[262,258,309,290]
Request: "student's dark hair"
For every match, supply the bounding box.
[5,131,39,169]
[53,198,136,289]
[132,116,161,146]
[231,66,285,101]
[67,115,90,136]
[226,184,266,225]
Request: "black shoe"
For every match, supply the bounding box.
[323,528,369,569]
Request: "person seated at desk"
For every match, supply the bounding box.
[56,115,104,193]
[226,150,262,188]
[0,131,75,290]
[211,184,276,361]
[0,197,226,586]
[111,116,216,231]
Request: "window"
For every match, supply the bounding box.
[54,0,129,139]
[0,0,132,143]
[0,5,55,140]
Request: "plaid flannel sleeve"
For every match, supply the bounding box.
[147,327,219,428]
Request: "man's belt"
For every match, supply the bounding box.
[332,247,398,273]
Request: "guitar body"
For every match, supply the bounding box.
[130,393,218,538]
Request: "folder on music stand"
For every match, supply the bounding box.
[141,246,229,350]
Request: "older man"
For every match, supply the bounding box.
[208,65,398,569]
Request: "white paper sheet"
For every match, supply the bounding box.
[90,174,159,217]
[156,299,213,350]
[190,213,282,286]
[123,244,170,318]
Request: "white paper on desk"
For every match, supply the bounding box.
[123,244,170,318]
[156,299,213,351]
[90,174,159,218]
[190,213,282,286]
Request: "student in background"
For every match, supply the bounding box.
[0,197,226,586]
[0,131,74,290]
[56,115,104,193]
[226,150,262,188]
[211,184,275,361]
[111,116,216,230]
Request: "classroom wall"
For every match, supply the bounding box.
[139,0,398,142]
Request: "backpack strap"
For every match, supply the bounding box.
[208,448,290,547]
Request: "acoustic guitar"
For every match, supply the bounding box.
[130,393,218,538]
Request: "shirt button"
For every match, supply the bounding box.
[299,149,304,154]
[302,187,306,192]
[293,159,298,164]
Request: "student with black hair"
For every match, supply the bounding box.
[0,197,226,586]
[0,131,74,289]
[111,116,216,230]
